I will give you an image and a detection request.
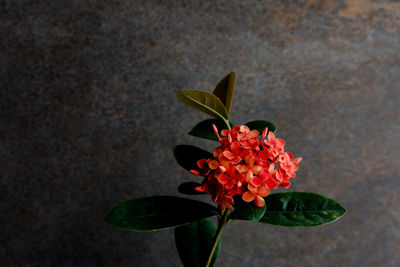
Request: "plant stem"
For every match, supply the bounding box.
[206,119,230,267]
[205,210,230,267]
[224,119,232,130]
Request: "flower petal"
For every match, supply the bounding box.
[235,172,244,183]
[280,179,291,188]
[190,170,201,176]
[230,141,242,153]
[258,185,270,197]
[250,176,262,187]
[221,129,230,136]
[197,159,208,169]
[226,164,236,176]
[225,180,235,190]
[248,130,259,138]
[236,186,245,195]
[248,183,258,193]
[251,164,263,175]
[231,156,242,165]
[236,164,248,173]
[240,125,250,133]
[242,191,255,202]
[218,174,230,184]
[218,165,226,173]
[266,178,279,189]
[194,185,204,192]
[245,170,254,182]
[275,138,286,148]
[258,149,271,160]
[245,155,255,167]
[223,150,236,160]
[268,163,275,173]
[294,157,302,164]
[255,195,265,207]
[267,131,275,142]
[258,168,271,180]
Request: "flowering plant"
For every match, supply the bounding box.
[106,73,345,267]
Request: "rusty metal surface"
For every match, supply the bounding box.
[1,0,399,266]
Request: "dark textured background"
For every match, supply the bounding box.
[1,0,399,266]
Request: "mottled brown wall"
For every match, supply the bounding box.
[1,0,399,266]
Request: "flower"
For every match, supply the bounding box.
[264,131,285,155]
[242,184,269,207]
[192,124,301,211]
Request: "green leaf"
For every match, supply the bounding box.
[178,182,205,195]
[188,118,234,142]
[175,218,221,267]
[230,196,266,223]
[177,90,229,120]
[245,120,276,133]
[259,192,346,227]
[173,145,213,173]
[105,196,218,232]
[213,72,236,115]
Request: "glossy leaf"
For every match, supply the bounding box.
[177,90,229,120]
[105,196,218,232]
[245,120,276,133]
[175,218,221,267]
[178,182,205,195]
[213,72,236,115]
[173,145,212,173]
[230,196,266,223]
[188,118,233,142]
[259,192,346,227]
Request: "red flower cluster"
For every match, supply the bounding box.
[191,125,302,212]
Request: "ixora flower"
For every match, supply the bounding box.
[193,124,302,212]
[105,73,345,267]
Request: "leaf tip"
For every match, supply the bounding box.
[104,214,111,224]
[104,209,118,226]
[336,205,347,218]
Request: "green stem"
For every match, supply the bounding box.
[224,118,232,130]
[205,210,230,267]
